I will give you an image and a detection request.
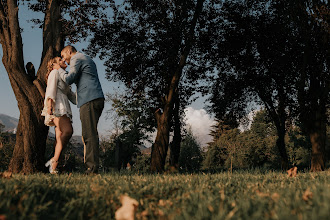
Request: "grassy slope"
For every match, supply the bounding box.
[0,170,329,219]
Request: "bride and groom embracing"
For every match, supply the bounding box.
[42,45,104,175]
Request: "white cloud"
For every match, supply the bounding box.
[100,107,216,148]
[184,107,216,147]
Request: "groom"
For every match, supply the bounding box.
[54,45,104,174]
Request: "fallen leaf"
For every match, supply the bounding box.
[156,209,164,216]
[158,199,173,207]
[208,205,214,212]
[271,193,280,202]
[140,210,149,217]
[0,215,7,220]
[136,209,149,220]
[287,167,297,177]
[115,195,139,220]
[158,200,166,207]
[226,207,238,219]
[302,188,313,202]
[256,190,269,197]
[1,171,12,179]
[90,184,103,194]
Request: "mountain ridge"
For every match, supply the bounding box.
[0,114,18,133]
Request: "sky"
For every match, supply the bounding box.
[0,3,215,147]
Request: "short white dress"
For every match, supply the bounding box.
[41,69,76,126]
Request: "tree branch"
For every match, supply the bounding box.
[0,1,11,62]
[166,0,205,106]
[7,0,24,70]
[37,0,64,82]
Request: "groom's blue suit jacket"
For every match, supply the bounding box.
[58,52,104,108]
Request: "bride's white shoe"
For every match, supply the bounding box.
[45,158,58,174]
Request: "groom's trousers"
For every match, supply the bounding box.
[80,98,105,173]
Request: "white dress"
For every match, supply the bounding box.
[41,69,76,126]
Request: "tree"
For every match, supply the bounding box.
[286,124,311,169]
[291,0,330,171]
[208,0,298,170]
[242,110,279,168]
[178,127,203,172]
[0,0,107,173]
[107,91,155,170]
[208,0,330,171]
[203,118,239,170]
[0,0,62,173]
[203,128,240,171]
[204,109,280,170]
[87,0,219,172]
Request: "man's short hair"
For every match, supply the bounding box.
[62,45,77,53]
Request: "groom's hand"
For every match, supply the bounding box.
[53,63,61,70]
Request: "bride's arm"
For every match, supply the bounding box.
[47,98,54,115]
[44,70,58,114]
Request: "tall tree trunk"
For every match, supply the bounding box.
[297,19,328,172]
[274,88,289,170]
[151,109,171,172]
[258,88,289,170]
[169,92,181,169]
[0,0,63,173]
[276,124,289,170]
[308,106,326,172]
[150,0,205,172]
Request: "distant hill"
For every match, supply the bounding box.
[0,114,18,133]
[139,145,151,154]
[0,114,56,137]
[70,135,84,145]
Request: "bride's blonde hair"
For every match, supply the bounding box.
[45,57,61,83]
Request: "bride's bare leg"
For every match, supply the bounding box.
[52,115,73,171]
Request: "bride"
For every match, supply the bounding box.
[42,57,76,174]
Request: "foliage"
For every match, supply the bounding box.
[107,92,155,148]
[286,126,312,169]
[133,154,151,173]
[99,136,117,172]
[178,128,203,172]
[105,92,155,170]
[87,0,217,100]
[207,0,330,170]
[203,129,240,170]
[0,123,4,134]
[27,0,110,43]
[204,110,291,171]
[0,133,15,171]
[0,171,330,219]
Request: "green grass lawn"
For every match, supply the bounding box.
[0,170,329,220]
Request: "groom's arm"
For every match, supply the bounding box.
[58,56,82,85]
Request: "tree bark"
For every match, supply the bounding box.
[296,17,327,172]
[258,88,289,170]
[276,125,289,170]
[0,0,63,173]
[151,109,171,172]
[150,0,205,172]
[308,106,326,172]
